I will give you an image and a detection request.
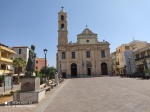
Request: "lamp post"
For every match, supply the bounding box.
[124,65,126,74]
[43,49,47,83]
[128,57,132,74]
[3,64,6,93]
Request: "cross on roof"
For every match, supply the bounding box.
[86,25,88,28]
[61,6,64,10]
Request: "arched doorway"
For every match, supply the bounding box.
[101,62,108,75]
[86,62,92,76]
[71,63,77,77]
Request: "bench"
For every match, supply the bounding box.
[42,86,51,92]
[50,83,56,89]
[40,84,46,89]
[59,78,64,83]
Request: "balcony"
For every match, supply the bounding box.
[116,62,120,65]
[0,57,13,63]
[0,46,16,54]
[0,70,14,75]
[135,55,150,61]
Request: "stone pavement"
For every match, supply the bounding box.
[1,76,150,112]
[44,77,150,112]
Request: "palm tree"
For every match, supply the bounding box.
[13,57,26,82]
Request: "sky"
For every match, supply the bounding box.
[1,0,150,67]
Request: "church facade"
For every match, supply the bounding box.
[56,8,111,78]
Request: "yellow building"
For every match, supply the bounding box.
[115,40,148,75]
[115,44,131,75]
[110,51,117,75]
[0,43,16,76]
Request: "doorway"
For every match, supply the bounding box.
[101,62,108,75]
[71,63,77,77]
[87,68,91,76]
[62,72,66,78]
[86,62,92,76]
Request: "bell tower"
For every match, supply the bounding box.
[58,7,68,45]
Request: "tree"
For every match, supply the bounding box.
[40,66,50,79]
[34,69,39,76]
[49,66,57,79]
[40,66,57,79]
[40,66,49,74]
[13,57,26,82]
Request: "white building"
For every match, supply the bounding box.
[134,44,150,73]
[115,40,148,75]
[12,46,30,74]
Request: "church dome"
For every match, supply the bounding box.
[81,28,96,35]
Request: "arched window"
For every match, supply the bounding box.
[101,62,107,67]
[61,24,64,30]
[61,15,64,21]
[71,63,77,68]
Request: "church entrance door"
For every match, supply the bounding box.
[86,62,92,76]
[71,63,77,77]
[87,68,91,76]
[62,72,66,78]
[101,62,108,75]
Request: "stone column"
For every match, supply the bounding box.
[55,73,59,85]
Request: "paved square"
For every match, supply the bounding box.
[43,77,150,112]
[1,76,150,112]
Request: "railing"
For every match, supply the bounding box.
[0,57,13,63]
[116,62,120,65]
[0,70,13,74]
[135,55,150,61]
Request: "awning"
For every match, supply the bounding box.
[0,71,6,75]
[0,72,7,76]
[0,71,3,75]
[12,73,25,76]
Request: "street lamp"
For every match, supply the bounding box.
[3,64,6,93]
[43,49,47,82]
[128,57,132,74]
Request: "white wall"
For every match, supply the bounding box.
[13,47,30,73]
[124,50,136,74]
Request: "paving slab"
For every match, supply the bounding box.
[1,77,150,112]
[44,77,150,112]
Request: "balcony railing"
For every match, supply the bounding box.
[0,70,14,74]
[0,57,13,63]
[116,62,120,65]
[135,55,150,61]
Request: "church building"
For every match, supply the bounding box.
[56,8,111,78]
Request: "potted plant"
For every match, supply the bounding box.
[144,69,150,79]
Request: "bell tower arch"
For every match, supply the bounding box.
[58,7,68,45]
